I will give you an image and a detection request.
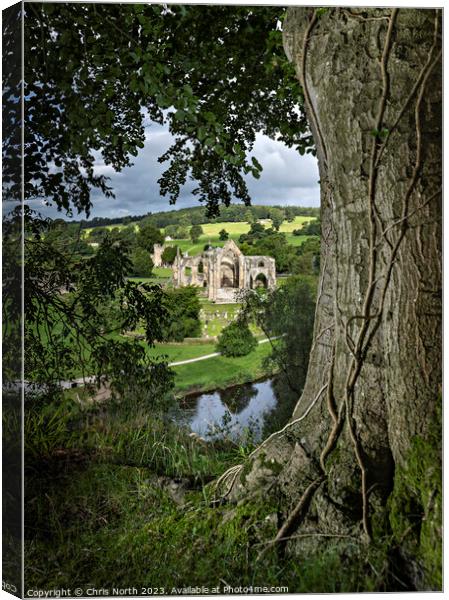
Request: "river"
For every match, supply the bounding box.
[177,376,298,443]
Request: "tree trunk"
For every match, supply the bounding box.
[221,7,442,590]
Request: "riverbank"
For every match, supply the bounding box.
[60,339,278,407]
[173,341,277,395]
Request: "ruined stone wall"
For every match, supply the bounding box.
[172,240,276,302]
[152,243,164,267]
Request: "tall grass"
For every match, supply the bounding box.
[24,390,407,593]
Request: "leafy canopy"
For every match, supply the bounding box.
[20,208,172,397]
[6,5,316,398]
[24,3,313,218]
[137,223,164,253]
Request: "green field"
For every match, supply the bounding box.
[284,233,317,247]
[153,266,172,277]
[127,267,173,286]
[149,341,216,363]
[82,222,139,237]
[127,266,172,281]
[173,341,275,393]
[163,216,315,256]
[63,337,274,395]
[83,216,316,257]
[146,335,276,394]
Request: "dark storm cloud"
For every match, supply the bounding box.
[31,123,320,221]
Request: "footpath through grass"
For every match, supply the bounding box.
[173,341,274,394]
[149,341,216,364]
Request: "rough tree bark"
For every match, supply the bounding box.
[217,7,442,589]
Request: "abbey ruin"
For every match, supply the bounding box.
[171,239,276,303]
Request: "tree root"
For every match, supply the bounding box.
[256,475,326,562]
[273,476,325,549]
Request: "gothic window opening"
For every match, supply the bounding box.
[254,273,268,288]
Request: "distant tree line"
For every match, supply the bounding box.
[73,214,149,229]
[70,205,319,230]
[52,213,320,278]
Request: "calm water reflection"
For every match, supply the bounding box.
[178,379,283,442]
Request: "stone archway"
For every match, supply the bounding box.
[220,258,239,288]
[254,273,268,288]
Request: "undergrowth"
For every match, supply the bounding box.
[24,391,441,593]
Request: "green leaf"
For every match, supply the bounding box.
[251,156,262,171]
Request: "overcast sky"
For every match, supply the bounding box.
[36,120,320,221]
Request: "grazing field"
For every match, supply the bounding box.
[164,216,316,256]
[82,222,139,237]
[82,216,317,257]
[263,217,313,232]
[283,233,318,247]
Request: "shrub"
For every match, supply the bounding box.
[216,321,257,357]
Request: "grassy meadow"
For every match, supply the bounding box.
[173,341,274,393]
[83,216,316,256]
[25,409,378,594]
[149,341,216,362]
[166,216,315,256]
[127,266,173,285]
